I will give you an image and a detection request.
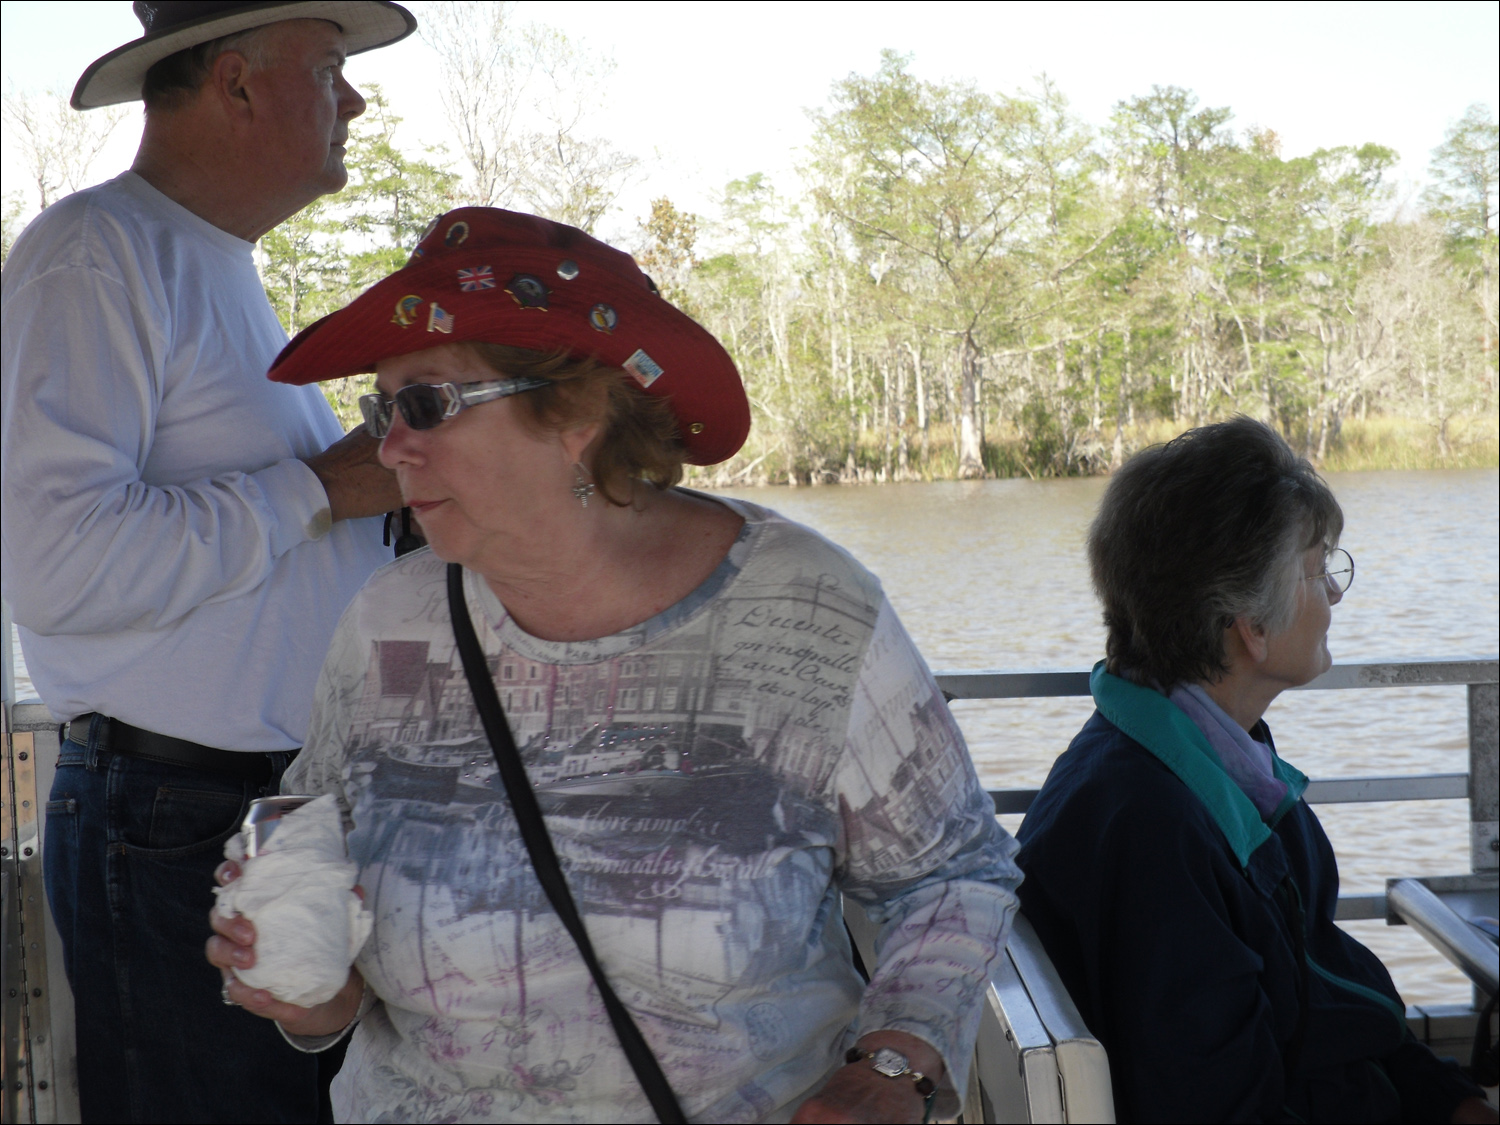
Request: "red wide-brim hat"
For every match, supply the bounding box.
[267,207,750,466]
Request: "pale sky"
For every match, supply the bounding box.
[3,0,1497,245]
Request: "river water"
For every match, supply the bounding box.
[9,468,1498,1005]
[715,467,1499,1008]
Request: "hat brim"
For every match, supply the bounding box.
[72,1,415,110]
[267,210,752,467]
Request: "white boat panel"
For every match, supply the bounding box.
[1007,914,1116,1123]
[976,952,1064,1123]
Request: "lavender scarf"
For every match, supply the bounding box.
[1168,683,1291,820]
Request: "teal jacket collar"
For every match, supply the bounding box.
[1089,662,1308,869]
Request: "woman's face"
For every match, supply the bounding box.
[374,343,594,569]
[1258,545,1344,688]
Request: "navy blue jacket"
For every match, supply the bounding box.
[1016,666,1482,1123]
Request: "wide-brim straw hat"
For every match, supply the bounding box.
[267,207,752,467]
[72,1,416,110]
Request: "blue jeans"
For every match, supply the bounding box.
[44,718,320,1123]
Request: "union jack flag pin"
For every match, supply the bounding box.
[458,266,495,292]
[427,303,455,334]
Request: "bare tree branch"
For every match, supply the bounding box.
[2,89,127,211]
[419,1,530,207]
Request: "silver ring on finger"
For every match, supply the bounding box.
[221,977,239,1007]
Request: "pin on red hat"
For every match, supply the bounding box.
[267,208,751,465]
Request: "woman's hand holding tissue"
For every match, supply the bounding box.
[204,793,372,1039]
[207,860,366,1036]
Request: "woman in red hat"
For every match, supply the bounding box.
[207,208,1021,1124]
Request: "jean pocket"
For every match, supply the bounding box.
[142,785,248,854]
[56,742,87,769]
[43,798,80,905]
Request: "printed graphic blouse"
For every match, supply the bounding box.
[285,495,1021,1124]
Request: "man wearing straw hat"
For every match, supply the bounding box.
[0,3,415,1120]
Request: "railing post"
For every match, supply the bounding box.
[3,598,34,1125]
[1469,682,1498,874]
[4,606,73,1124]
[2,600,15,707]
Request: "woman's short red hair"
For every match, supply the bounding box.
[467,343,685,505]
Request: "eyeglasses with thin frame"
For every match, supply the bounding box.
[1309,547,1355,595]
[359,377,552,439]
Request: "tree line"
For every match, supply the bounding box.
[4,9,1496,483]
[663,57,1496,482]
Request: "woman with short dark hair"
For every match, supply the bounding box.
[1089,417,1345,694]
[1016,418,1492,1123]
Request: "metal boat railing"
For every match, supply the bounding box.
[5,635,1498,1122]
[934,655,1498,1121]
[936,657,1500,925]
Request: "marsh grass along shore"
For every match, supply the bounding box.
[674,412,1500,488]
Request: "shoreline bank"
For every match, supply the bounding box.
[679,413,1500,489]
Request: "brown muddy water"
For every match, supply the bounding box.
[717,468,1499,1007]
[10,468,1498,1004]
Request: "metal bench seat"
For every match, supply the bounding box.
[970,914,1114,1123]
[843,902,1115,1124]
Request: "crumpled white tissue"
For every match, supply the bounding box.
[214,794,371,1007]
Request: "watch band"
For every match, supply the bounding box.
[844,1046,938,1097]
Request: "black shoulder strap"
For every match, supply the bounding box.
[446,564,687,1124]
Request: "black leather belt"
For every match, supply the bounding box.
[62,713,291,783]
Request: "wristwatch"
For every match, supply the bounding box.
[845,1045,938,1099]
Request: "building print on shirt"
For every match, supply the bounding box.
[289,504,1018,1124]
[342,563,963,881]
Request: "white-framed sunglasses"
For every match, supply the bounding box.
[359,377,552,438]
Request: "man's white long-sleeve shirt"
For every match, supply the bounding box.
[1,171,389,751]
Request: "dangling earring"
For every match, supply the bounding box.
[571,462,596,508]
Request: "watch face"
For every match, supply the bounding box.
[870,1047,910,1078]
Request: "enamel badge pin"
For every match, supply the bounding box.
[588,304,618,333]
[392,294,423,327]
[505,274,549,310]
[458,266,496,292]
[623,349,664,388]
[427,304,455,333]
